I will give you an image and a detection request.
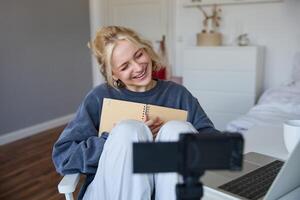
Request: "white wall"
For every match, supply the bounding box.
[174,0,300,90]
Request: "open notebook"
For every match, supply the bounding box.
[99,98,188,134]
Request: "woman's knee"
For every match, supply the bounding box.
[161,120,197,134]
[157,121,198,141]
[110,119,152,142]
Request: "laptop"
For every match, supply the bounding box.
[202,139,300,200]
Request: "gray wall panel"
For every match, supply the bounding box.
[0,0,92,135]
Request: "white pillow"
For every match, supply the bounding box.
[291,52,300,82]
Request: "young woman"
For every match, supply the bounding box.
[52,26,217,200]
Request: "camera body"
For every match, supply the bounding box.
[133,132,244,200]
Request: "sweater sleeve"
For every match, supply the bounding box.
[52,92,107,175]
[188,96,220,134]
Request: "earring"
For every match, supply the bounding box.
[113,79,122,88]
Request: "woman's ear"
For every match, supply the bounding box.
[112,74,118,81]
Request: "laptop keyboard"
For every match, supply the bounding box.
[219,160,284,200]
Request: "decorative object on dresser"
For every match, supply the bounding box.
[237,33,250,46]
[196,5,222,46]
[182,46,264,130]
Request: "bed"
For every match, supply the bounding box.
[226,81,300,133]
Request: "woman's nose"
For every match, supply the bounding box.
[131,60,142,71]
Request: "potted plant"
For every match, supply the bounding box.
[197,5,222,46]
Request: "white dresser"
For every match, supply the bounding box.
[182,46,264,130]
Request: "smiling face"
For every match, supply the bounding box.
[111,40,154,92]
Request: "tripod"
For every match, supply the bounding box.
[176,171,204,200]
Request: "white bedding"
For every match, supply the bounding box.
[226,81,300,133]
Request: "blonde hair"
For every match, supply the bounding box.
[88,26,162,89]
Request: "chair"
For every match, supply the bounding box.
[58,173,80,200]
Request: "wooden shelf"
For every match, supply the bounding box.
[183,0,283,7]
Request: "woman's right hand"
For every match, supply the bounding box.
[143,116,164,140]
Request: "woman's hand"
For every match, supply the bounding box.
[144,116,164,140]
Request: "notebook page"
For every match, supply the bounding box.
[147,104,188,123]
[99,98,146,134]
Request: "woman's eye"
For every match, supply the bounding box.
[121,65,128,71]
[136,51,143,58]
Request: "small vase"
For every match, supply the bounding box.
[197,32,222,46]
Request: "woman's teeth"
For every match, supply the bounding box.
[135,70,146,79]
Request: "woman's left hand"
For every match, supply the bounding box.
[144,116,164,139]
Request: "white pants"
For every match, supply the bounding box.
[83,120,198,200]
